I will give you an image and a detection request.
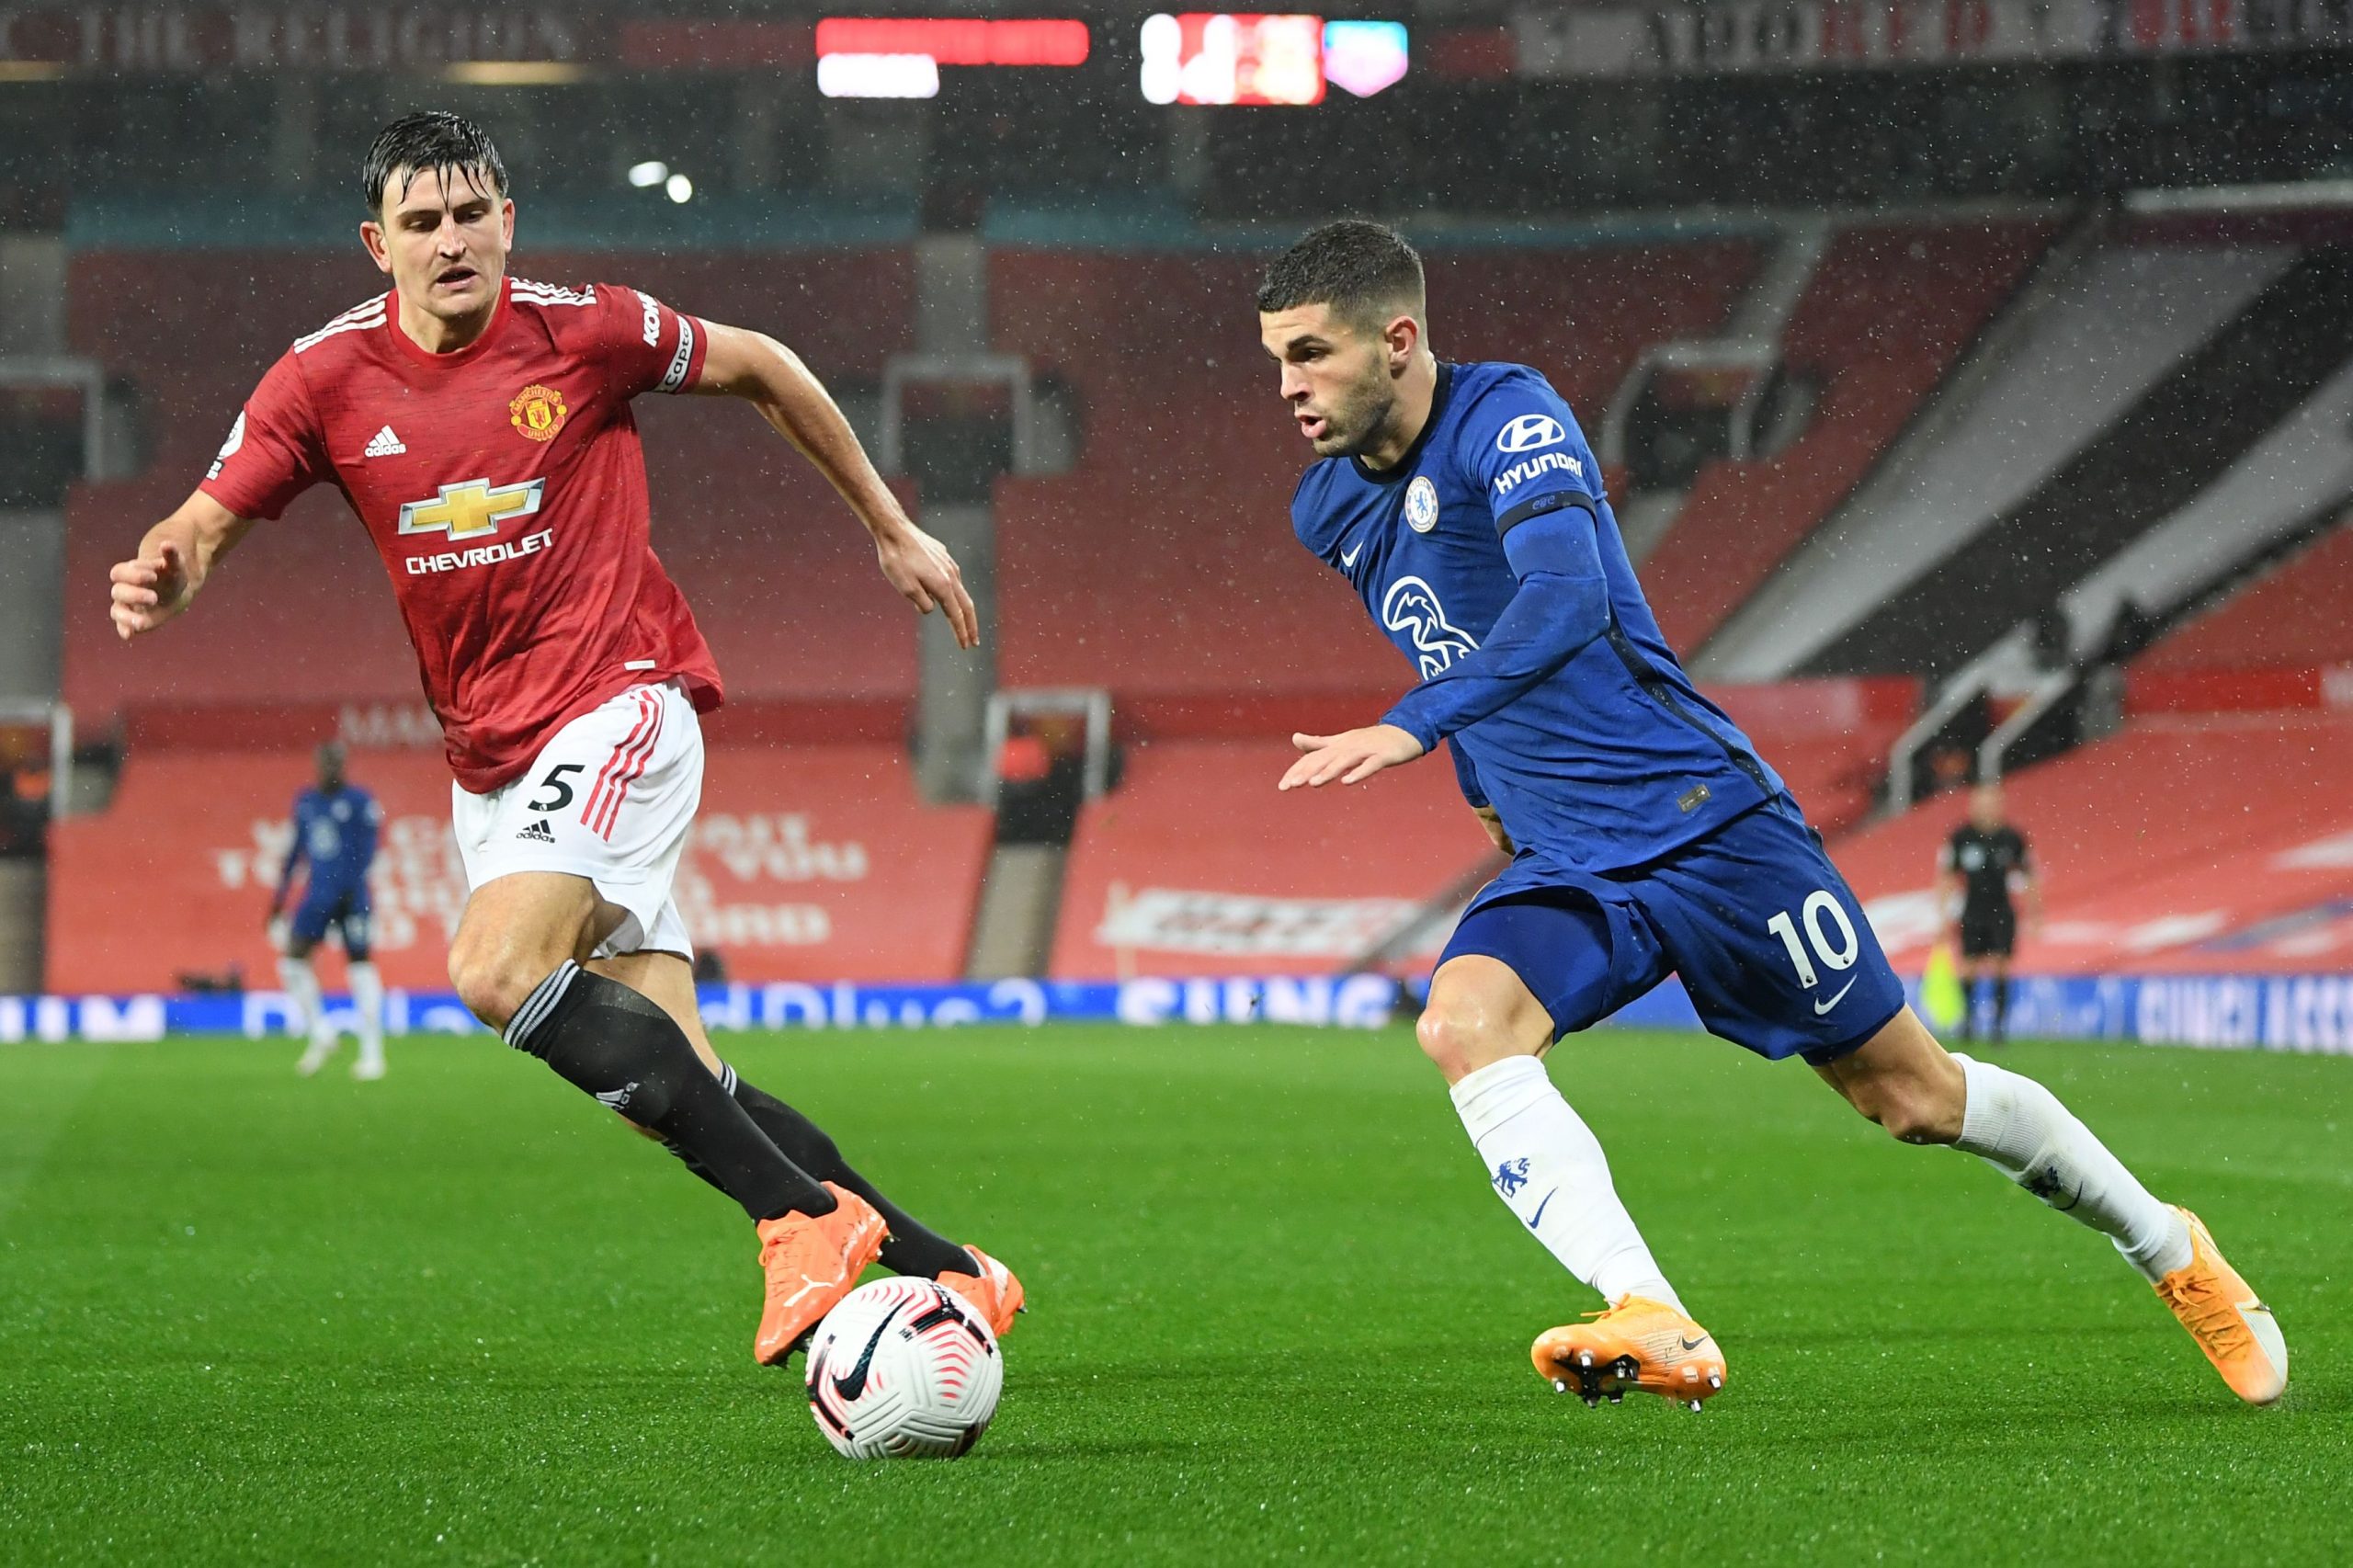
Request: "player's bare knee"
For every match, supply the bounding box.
[1879,1096,1946,1145]
[446,957,517,1030]
[1824,1010,1967,1146]
[1416,1004,1512,1083]
[1852,1077,1963,1146]
[447,939,539,1031]
[1415,1006,1466,1077]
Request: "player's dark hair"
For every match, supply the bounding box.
[362,111,508,214]
[1256,221,1427,331]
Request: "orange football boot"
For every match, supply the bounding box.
[1532,1295,1726,1412]
[753,1183,887,1366]
[935,1246,1025,1338]
[2153,1207,2287,1405]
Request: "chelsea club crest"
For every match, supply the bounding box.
[1404,475,1439,533]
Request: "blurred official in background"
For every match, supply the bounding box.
[1939,782,2040,1046]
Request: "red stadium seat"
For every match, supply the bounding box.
[1051,676,1912,982]
[2134,518,2353,675]
[1050,738,1489,980]
[987,242,1762,701]
[1836,710,2353,975]
[63,250,925,724]
[1711,677,1916,839]
[46,743,990,994]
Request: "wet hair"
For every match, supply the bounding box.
[361,111,508,215]
[1256,220,1426,332]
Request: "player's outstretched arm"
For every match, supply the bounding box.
[691,320,979,649]
[108,490,255,642]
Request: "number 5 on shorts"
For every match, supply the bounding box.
[1766,892,1860,989]
[529,763,585,813]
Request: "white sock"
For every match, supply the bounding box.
[348,962,386,1069]
[1952,1053,2191,1281]
[1449,1054,1682,1311]
[278,956,328,1045]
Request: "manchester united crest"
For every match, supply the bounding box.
[508,383,568,442]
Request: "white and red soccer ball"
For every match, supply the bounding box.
[803,1277,1003,1459]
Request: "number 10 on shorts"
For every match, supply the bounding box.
[1766,892,1860,989]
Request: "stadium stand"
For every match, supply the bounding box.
[1048,737,1485,981]
[1836,709,2353,974]
[61,248,926,724]
[68,251,914,469]
[69,237,1768,724]
[1638,219,2053,657]
[2040,823,2353,976]
[986,240,1760,699]
[988,251,1364,699]
[1701,228,2295,681]
[51,225,2344,1004]
[1433,240,1762,421]
[46,742,991,994]
[2058,367,2353,665]
[2132,517,2353,676]
[1045,676,1909,982]
[1824,244,2353,676]
[1710,676,1915,838]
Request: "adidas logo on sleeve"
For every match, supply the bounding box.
[363,426,406,458]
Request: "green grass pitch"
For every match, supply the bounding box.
[2,1024,2346,1565]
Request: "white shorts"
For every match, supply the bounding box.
[452,680,702,960]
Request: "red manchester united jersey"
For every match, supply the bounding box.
[199,275,722,792]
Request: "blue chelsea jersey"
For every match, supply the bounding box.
[1290,361,1786,873]
[290,785,382,890]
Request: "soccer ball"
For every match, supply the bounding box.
[804,1277,1003,1460]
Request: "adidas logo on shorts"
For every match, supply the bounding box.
[515,817,555,844]
[363,425,406,458]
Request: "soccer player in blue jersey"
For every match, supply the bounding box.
[1258,222,2285,1409]
[269,742,387,1079]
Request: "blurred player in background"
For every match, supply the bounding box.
[106,111,1021,1363]
[268,740,386,1079]
[1260,222,2285,1409]
[1940,782,2040,1046]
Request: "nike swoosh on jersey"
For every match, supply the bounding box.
[1341,540,1364,569]
[830,1301,906,1401]
[1813,977,1859,1016]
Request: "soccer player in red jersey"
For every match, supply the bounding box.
[106,112,1023,1362]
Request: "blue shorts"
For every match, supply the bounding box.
[1439,797,1904,1065]
[290,884,373,960]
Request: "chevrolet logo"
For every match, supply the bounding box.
[397,477,545,540]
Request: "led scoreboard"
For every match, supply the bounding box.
[1140,15,1408,105]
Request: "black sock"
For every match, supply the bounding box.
[666,1062,973,1279]
[1959,977,1979,1040]
[1992,976,2012,1040]
[506,963,834,1223]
